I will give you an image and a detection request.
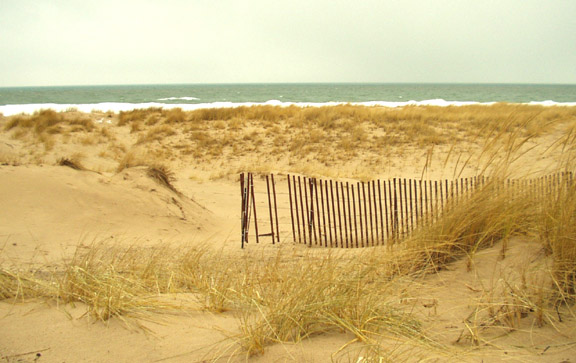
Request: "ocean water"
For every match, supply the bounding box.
[0,83,575,116]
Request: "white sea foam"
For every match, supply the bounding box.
[1,99,575,116]
[157,96,199,101]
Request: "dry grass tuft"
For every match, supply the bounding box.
[146,165,178,194]
[57,157,85,171]
[4,110,95,135]
[401,180,536,274]
[233,252,431,357]
[136,124,177,144]
[118,107,163,126]
[0,242,441,357]
[164,108,187,123]
[116,151,148,172]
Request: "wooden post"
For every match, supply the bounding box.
[314,178,322,246]
[412,179,418,230]
[341,182,349,248]
[372,181,379,245]
[403,179,409,235]
[292,176,301,243]
[454,179,458,209]
[398,179,404,237]
[352,183,359,247]
[245,173,253,244]
[250,174,260,243]
[393,178,399,241]
[326,180,333,247]
[265,175,277,244]
[357,183,364,247]
[383,180,390,242]
[439,180,444,217]
[367,181,374,245]
[445,180,450,211]
[433,180,438,222]
[298,176,306,244]
[336,181,343,247]
[330,180,337,247]
[303,177,311,245]
[346,182,353,248]
[408,179,414,234]
[320,179,328,247]
[240,173,246,248]
[307,178,315,245]
[420,178,424,226]
[378,180,384,244]
[271,174,280,244]
[362,182,370,245]
[423,180,429,225]
[287,175,295,242]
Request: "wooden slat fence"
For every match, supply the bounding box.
[240,172,574,248]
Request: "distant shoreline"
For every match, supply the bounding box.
[2,100,576,117]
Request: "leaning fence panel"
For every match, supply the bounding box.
[240,172,570,249]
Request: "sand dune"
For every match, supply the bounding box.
[0,165,220,265]
[1,105,576,362]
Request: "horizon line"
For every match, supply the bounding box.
[2,81,576,89]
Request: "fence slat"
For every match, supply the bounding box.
[320,179,328,247]
[362,182,369,246]
[330,180,337,248]
[367,181,374,246]
[352,184,359,247]
[372,181,379,245]
[357,183,364,247]
[393,179,398,241]
[271,174,280,244]
[298,176,306,244]
[382,180,389,241]
[378,180,384,244]
[314,178,321,246]
[240,173,246,248]
[346,182,353,248]
[335,181,342,247]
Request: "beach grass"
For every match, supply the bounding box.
[1,167,575,358]
[3,104,575,179]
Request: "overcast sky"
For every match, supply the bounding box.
[1,0,575,87]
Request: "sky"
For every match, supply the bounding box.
[1,0,575,87]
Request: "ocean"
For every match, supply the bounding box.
[0,83,575,116]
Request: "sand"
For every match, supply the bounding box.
[1,107,575,362]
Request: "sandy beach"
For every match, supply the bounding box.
[1,104,576,362]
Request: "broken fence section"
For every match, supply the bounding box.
[240,172,280,248]
[240,172,574,249]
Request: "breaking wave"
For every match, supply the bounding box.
[1,99,575,116]
[157,96,199,101]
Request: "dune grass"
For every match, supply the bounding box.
[1,168,574,359]
[3,104,575,179]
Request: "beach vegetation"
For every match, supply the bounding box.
[136,124,177,144]
[1,168,574,358]
[118,107,163,126]
[164,108,187,123]
[57,156,85,170]
[147,164,179,194]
